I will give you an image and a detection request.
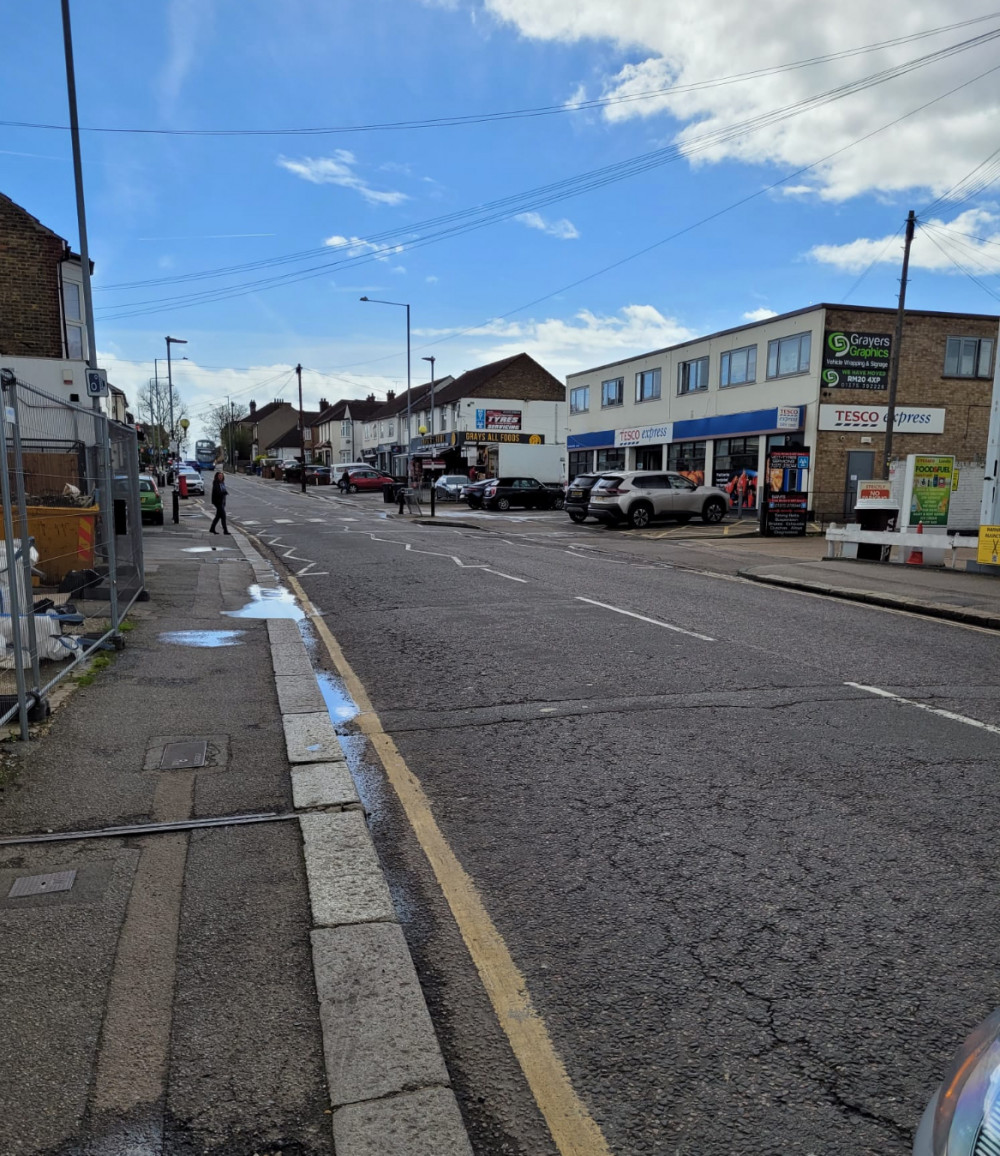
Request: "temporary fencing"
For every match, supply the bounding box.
[0,369,144,739]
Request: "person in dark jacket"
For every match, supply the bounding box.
[209,471,230,534]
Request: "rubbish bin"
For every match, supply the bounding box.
[383,482,398,504]
[854,497,898,560]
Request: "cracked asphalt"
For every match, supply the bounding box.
[227,475,1000,1156]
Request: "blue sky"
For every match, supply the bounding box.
[5,0,1000,442]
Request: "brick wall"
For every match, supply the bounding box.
[475,356,565,401]
[0,196,66,358]
[813,307,997,521]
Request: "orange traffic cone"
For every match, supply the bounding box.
[907,519,923,565]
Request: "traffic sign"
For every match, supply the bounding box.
[86,368,108,397]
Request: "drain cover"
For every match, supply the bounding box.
[160,740,208,769]
[9,869,77,897]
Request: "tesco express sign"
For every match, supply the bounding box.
[615,423,674,448]
[818,404,945,433]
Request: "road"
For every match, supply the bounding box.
[224,474,1000,1156]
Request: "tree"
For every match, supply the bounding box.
[205,402,251,465]
[137,377,187,456]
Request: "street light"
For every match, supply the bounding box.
[165,336,187,456]
[360,297,410,484]
[421,355,436,438]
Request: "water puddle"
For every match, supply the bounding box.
[181,546,232,553]
[222,584,304,621]
[316,670,359,723]
[159,629,245,647]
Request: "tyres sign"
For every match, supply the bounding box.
[821,330,891,390]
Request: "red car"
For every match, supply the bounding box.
[343,468,393,493]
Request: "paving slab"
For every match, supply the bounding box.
[283,711,346,764]
[292,763,360,810]
[276,675,327,715]
[311,923,450,1106]
[299,812,394,926]
[271,643,315,677]
[268,618,304,646]
[332,1087,473,1156]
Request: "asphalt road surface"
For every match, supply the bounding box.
[223,475,1000,1156]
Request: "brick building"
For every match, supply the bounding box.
[566,303,998,526]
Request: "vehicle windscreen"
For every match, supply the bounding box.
[570,475,599,487]
[590,475,623,493]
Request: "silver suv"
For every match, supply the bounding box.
[587,470,729,529]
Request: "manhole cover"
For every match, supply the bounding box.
[9,869,77,897]
[160,740,208,769]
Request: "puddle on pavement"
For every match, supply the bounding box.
[222,584,304,620]
[159,629,245,647]
[316,670,359,723]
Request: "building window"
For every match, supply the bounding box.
[63,280,85,360]
[720,345,757,387]
[569,451,592,477]
[387,422,394,437]
[944,336,994,378]
[766,332,811,378]
[635,368,661,402]
[601,378,624,408]
[596,448,625,471]
[667,440,706,486]
[677,357,709,394]
[441,408,448,430]
[340,421,351,437]
[570,386,590,414]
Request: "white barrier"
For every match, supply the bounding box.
[826,523,979,566]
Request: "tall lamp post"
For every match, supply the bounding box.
[360,297,410,484]
[421,355,436,438]
[165,336,187,457]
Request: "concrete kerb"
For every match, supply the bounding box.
[739,569,1000,630]
[229,527,474,1156]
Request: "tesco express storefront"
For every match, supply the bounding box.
[567,405,806,509]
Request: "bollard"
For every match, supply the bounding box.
[397,486,406,515]
[172,489,180,524]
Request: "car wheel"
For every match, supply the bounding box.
[496,497,511,511]
[702,498,726,524]
[348,483,358,493]
[551,495,564,510]
[628,501,653,529]
[568,510,586,524]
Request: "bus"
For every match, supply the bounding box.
[194,439,216,470]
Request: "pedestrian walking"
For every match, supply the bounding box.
[209,470,230,534]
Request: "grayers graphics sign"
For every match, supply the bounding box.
[818,405,945,433]
[615,422,673,448]
[821,330,892,390]
[476,408,522,430]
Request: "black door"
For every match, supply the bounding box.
[844,450,875,518]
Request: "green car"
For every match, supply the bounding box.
[139,475,164,525]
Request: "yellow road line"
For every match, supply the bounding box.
[284,569,613,1156]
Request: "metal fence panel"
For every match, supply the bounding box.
[0,370,144,737]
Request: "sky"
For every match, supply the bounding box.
[5,0,1000,444]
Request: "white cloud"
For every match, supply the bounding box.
[483,0,1000,202]
[160,0,215,109]
[809,208,1000,272]
[564,83,588,110]
[743,307,778,321]
[324,235,405,261]
[515,211,580,239]
[278,152,408,206]
[426,274,439,283]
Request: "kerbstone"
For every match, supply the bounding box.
[276,675,326,715]
[299,812,394,926]
[292,763,359,810]
[267,618,302,646]
[332,1088,473,1156]
[311,923,449,1106]
[271,644,313,677]
[283,712,345,764]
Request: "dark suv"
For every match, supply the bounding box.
[564,473,601,523]
[481,477,560,511]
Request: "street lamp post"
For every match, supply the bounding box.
[360,297,410,485]
[165,336,187,457]
[421,355,436,438]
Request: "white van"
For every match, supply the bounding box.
[331,462,368,486]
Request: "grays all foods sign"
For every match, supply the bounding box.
[821,330,892,390]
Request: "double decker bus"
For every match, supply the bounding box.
[194,439,217,470]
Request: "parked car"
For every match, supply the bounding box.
[343,468,393,493]
[181,459,202,472]
[176,467,205,496]
[139,474,164,525]
[304,465,332,486]
[587,470,729,529]
[564,473,602,523]
[481,477,561,512]
[463,477,498,508]
[434,474,469,501]
[332,462,369,488]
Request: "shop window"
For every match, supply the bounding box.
[944,336,994,378]
[720,345,757,387]
[667,440,706,487]
[601,378,624,408]
[713,436,760,506]
[569,451,593,477]
[766,332,811,378]
[635,368,661,402]
[677,357,709,394]
[570,386,590,413]
[596,448,625,471]
[634,446,662,470]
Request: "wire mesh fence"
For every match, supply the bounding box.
[0,369,143,738]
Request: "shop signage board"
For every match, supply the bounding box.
[776,406,803,429]
[901,454,955,526]
[615,422,673,448]
[818,405,946,433]
[476,408,522,430]
[977,524,1000,565]
[821,330,892,390]
[761,447,811,536]
[459,431,544,445]
[857,480,892,502]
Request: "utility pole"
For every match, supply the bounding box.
[229,396,236,470]
[881,209,916,479]
[296,363,306,493]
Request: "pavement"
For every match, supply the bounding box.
[0,496,472,1156]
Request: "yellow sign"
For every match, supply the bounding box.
[978,524,1000,566]
[952,469,960,491]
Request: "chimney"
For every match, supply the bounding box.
[387,390,396,402]
[366,393,375,402]
[249,400,257,415]
[319,397,329,411]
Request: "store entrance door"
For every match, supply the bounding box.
[844,450,875,518]
[634,446,662,470]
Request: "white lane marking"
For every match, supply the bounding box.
[846,682,1000,736]
[240,519,261,525]
[274,518,294,524]
[575,597,715,641]
[482,568,528,583]
[308,518,324,523]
